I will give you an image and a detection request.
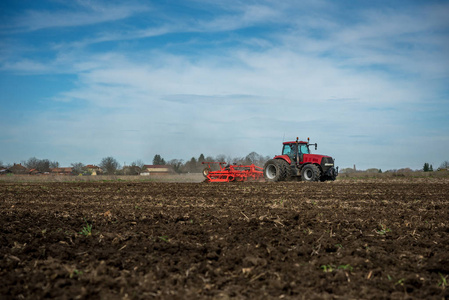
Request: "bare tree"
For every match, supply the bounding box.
[24,157,51,172]
[71,162,85,175]
[50,161,60,168]
[24,157,40,170]
[215,154,227,163]
[128,160,145,175]
[100,157,120,175]
[440,160,449,169]
[132,159,145,169]
[38,159,51,172]
[243,151,268,166]
[168,159,184,173]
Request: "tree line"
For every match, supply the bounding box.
[0,152,271,175]
[340,161,449,174]
[2,157,448,175]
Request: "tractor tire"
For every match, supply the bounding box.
[263,159,285,182]
[202,167,211,178]
[278,159,292,181]
[301,164,321,182]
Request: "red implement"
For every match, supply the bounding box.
[202,162,264,183]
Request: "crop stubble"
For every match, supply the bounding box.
[1,179,449,299]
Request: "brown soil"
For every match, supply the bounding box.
[1,179,449,299]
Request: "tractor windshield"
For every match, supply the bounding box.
[299,144,309,154]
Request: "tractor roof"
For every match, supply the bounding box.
[283,141,307,145]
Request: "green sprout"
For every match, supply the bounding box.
[79,218,92,236]
[376,224,391,235]
[320,264,353,273]
[395,278,405,286]
[439,272,448,288]
[338,264,353,271]
[70,269,84,278]
[321,265,334,273]
[158,235,169,242]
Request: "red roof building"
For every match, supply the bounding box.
[8,164,28,174]
[50,167,73,175]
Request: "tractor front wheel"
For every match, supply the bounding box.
[263,159,284,182]
[301,164,321,182]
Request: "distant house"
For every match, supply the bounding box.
[85,165,103,175]
[8,163,28,174]
[0,167,12,175]
[50,167,73,175]
[142,165,175,175]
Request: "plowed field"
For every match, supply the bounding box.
[1,179,449,299]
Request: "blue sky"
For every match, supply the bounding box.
[1,0,448,170]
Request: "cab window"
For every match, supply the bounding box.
[299,144,309,154]
[282,144,292,156]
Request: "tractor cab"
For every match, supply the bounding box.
[282,141,309,156]
[282,138,315,163]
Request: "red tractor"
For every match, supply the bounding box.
[263,137,338,182]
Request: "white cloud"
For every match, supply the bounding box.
[192,3,282,32]
[42,46,428,160]
[49,3,283,49]
[1,59,49,73]
[7,2,149,31]
[52,26,173,50]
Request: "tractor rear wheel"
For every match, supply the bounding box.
[263,159,284,182]
[278,159,292,181]
[301,164,321,182]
